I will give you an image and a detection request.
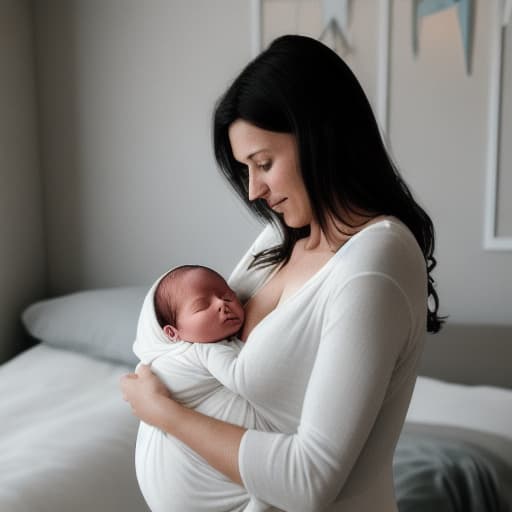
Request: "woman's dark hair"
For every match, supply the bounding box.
[213,34,444,333]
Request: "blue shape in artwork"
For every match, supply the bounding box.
[321,0,351,52]
[412,0,474,74]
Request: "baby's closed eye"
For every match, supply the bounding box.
[191,299,209,312]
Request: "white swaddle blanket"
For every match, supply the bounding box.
[133,274,274,512]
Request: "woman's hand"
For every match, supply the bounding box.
[120,364,173,427]
[121,365,245,485]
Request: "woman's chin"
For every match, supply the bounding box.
[282,216,310,229]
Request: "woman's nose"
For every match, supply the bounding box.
[248,170,269,201]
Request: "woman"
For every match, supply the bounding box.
[121,35,443,511]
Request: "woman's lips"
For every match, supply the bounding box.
[269,198,286,209]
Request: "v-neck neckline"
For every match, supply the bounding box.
[244,217,402,342]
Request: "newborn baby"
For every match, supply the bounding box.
[155,264,245,344]
[133,265,276,512]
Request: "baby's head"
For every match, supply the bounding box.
[154,265,245,343]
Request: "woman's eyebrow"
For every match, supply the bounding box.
[247,149,269,160]
[238,149,269,162]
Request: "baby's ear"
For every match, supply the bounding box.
[163,325,179,342]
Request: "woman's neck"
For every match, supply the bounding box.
[304,212,386,252]
[303,221,344,252]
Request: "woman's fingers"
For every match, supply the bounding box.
[119,373,138,400]
[119,364,173,424]
[136,364,151,376]
[119,373,138,387]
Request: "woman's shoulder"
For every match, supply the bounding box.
[330,217,427,291]
[341,217,422,263]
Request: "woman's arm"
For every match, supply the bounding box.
[236,274,415,511]
[120,365,246,485]
[123,272,417,512]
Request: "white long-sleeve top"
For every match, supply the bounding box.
[225,218,428,512]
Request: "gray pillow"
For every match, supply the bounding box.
[21,286,148,367]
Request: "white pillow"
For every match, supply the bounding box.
[22,287,148,367]
[407,376,512,441]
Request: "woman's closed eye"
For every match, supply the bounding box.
[257,160,272,171]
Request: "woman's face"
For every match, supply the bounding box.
[228,119,313,228]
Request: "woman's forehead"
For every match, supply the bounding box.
[228,119,292,162]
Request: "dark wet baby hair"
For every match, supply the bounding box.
[154,265,226,328]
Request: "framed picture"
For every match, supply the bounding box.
[250,0,392,137]
[484,0,512,250]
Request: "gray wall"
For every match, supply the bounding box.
[388,2,511,324]
[0,0,47,361]
[1,1,511,362]
[33,0,261,294]
[257,1,512,325]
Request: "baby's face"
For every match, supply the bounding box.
[174,269,245,343]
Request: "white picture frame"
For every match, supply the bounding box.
[250,0,262,59]
[250,0,512,250]
[376,0,391,140]
[484,0,512,250]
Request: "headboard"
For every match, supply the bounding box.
[419,324,512,389]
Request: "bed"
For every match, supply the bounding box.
[395,325,512,512]
[1,286,511,511]
[0,287,150,512]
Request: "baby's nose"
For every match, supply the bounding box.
[219,300,230,312]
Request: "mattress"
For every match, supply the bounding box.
[7,287,512,512]
[0,344,149,512]
[407,376,512,441]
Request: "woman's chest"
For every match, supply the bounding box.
[237,286,330,428]
[241,245,333,341]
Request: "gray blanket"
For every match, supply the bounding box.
[394,426,512,512]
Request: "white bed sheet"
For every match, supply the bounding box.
[3,348,510,512]
[0,344,149,512]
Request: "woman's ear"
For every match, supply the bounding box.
[163,325,179,342]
